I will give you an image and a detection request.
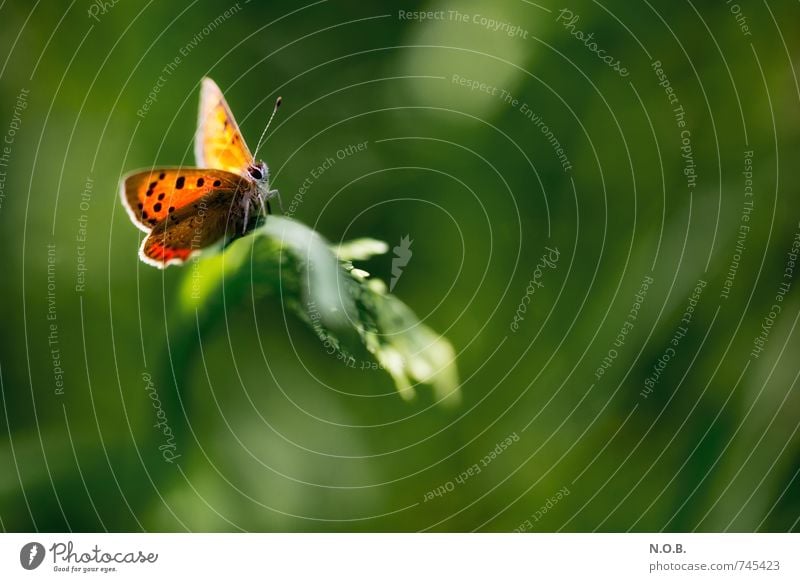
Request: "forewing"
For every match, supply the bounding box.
[195,77,253,175]
[120,167,248,232]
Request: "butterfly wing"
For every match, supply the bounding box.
[120,167,249,232]
[139,187,251,268]
[121,78,262,268]
[195,77,253,175]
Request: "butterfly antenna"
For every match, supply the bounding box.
[253,96,282,159]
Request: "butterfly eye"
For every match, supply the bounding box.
[248,166,263,180]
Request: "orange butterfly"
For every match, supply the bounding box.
[120,77,281,268]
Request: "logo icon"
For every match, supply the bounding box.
[390,235,413,292]
[20,542,45,570]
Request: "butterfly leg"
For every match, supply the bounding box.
[267,188,284,213]
[258,193,269,217]
[242,197,250,234]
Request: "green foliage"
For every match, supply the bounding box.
[179,217,460,404]
[2,0,799,533]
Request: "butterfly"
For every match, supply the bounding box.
[120,77,281,268]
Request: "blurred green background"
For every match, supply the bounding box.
[1,0,799,532]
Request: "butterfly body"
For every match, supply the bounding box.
[120,77,280,268]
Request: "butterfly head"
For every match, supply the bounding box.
[247,161,269,185]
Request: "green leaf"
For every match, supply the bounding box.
[178,216,460,404]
